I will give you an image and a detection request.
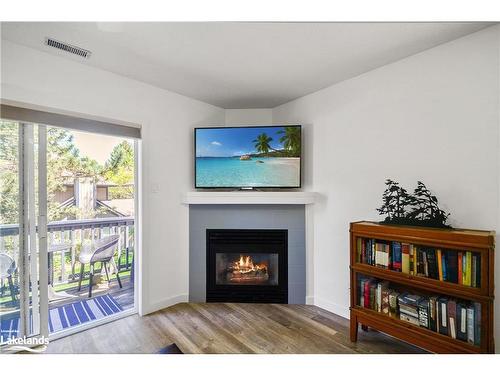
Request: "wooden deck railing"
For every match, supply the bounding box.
[0,217,134,286]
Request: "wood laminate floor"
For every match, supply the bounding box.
[45,303,426,354]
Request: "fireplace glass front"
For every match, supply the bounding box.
[215,253,279,286]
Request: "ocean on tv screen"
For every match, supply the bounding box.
[195,126,301,187]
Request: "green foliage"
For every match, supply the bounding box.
[251,128,301,157]
[104,141,134,199]
[277,127,301,157]
[0,169,18,224]
[46,128,104,221]
[0,121,134,224]
[252,133,274,154]
[0,122,19,224]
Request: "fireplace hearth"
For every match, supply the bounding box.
[206,229,288,303]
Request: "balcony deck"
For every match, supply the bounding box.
[49,274,134,311]
[0,274,134,320]
[1,216,136,336]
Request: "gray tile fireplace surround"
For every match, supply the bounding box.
[189,204,306,304]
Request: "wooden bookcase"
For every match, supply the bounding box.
[349,221,495,353]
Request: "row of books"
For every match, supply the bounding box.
[356,238,481,287]
[358,277,481,346]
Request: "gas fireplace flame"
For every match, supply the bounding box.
[233,255,267,274]
[224,254,269,283]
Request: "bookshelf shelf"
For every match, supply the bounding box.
[351,264,491,302]
[352,307,481,354]
[349,221,495,354]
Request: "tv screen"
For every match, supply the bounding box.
[195,125,301,188]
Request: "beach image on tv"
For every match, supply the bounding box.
[195,126,301,188]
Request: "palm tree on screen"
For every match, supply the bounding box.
[277,127,301,156]
[253,133,273,154]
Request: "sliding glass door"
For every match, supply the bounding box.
[0,121,48,349]
[1,107,138,348]
[44,126,136,336]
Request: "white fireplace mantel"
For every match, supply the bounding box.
[182,191,317,205]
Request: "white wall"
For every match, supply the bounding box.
[225,108,273,125]
[3,26,500,351]
[1,40,225,315]
[273,26,500,350]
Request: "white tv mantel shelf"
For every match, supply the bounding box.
[182,191,317,205]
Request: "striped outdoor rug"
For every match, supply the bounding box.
[1,294,123,341]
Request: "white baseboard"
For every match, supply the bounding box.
[305,295,315,305]
[314,296,349,319]
[141,294,188,316]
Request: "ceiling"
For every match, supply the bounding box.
[1,22,494,108]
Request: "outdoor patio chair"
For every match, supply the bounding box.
[0,253,17,303]
[77,234,122,298]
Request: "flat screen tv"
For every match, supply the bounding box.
[195,125,301,189]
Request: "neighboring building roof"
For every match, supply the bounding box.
[100,199,134,217]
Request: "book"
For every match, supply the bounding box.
[475,254,481,288]
[398,292,421,319]
[442,252,447,281]
[399,304,419,318]
[400,313,419,326]
[437,249,443,281]
[435,299,440,333]
[474,302,481,346]
[381,286,391,315]
[398,298,418,318]
[392,242,402,272]
[398,292,422,306]
[438,297,449,336]
[365,239,370,265]
[386,243,392,270]
[447,300,457,339]
[429,296,438,332]
[375,242,389,269]
[446,251,458,284]
[422,250,429,277]
[465,252,472,286]
[376,281,389,313]
[471,253,481,288]
[388,291,399,318]
[417,249,424,276]
[418,298,430,329]
[357,238,362,263]
[426,248,438,280]
[472,255,477,288]
[457,251,463,285]
[409,245,415,275]
[456,302,468,342]
[467,306,475,344]
[376,282,381,312]
[364,279,372,308]
[370,283,377,310]
[401,243,410,274]
[359,278,365,306]
[462,253,467,285]
[368,239,372,265]
[371,240,376,265]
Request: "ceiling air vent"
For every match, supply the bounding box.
[45,38,92,59]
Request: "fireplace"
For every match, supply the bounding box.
[206,229,288,303]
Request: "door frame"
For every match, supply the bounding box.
[1,105,142,346]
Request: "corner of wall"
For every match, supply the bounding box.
[140,294,189,316]
[224,108,273,125]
